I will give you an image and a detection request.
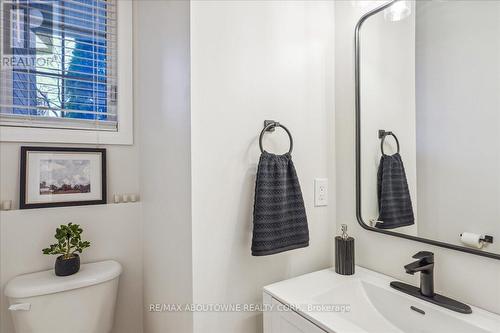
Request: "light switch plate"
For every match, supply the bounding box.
[314,178,328,207]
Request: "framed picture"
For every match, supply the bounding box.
[20,147,107,209]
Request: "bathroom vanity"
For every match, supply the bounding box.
[263,266,500,333]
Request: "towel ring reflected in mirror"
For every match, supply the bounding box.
[379,129,400,156]
[259,120,294,154]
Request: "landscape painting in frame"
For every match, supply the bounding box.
[20,147,107,209]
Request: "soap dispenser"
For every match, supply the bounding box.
[335,224,355,275]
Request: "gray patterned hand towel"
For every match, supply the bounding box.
[376,153,415,229]
[251,152,309,256]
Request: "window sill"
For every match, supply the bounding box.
[0,125,133,145]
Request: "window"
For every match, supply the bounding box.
[0,0,132,144]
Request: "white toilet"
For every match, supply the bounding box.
[4,260,122,333]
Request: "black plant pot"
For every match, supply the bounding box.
[55,254,80,276]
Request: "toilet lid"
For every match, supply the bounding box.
[4,260,122,298]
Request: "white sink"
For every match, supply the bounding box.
[264,267,500,333]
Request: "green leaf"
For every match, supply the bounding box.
[42,222,90,256]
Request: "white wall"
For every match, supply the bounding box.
[0,204,143,333]
[359,3,418,235]
[134,1,193,333]
[415,1,500,253]
[335,1,500,314]
[190,1,335,332]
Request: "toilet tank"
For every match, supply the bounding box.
[4,260,122,333]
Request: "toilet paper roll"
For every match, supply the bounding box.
[460,232,483,249]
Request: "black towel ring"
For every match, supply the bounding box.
[259,120,293,154]
[379,129,400,156]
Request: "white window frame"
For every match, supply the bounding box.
[0,0,133,145]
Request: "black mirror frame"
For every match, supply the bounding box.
[354,1,500,260]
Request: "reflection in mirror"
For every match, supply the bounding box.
[358,0,500,256]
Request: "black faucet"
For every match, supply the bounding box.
[404,251,434,297]
[390,251,472,314]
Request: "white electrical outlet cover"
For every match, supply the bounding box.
[314,178,328,207]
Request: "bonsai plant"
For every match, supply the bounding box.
[42,223,90,276]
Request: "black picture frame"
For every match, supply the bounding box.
[20,147,107,209]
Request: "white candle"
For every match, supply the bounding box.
[1,200,12,211]
[113,194,121,204]
[129,194,137,202]
[122,194,129,203]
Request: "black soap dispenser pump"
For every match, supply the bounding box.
[335,224,355,275]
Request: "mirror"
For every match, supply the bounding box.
[355,0,500,259]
